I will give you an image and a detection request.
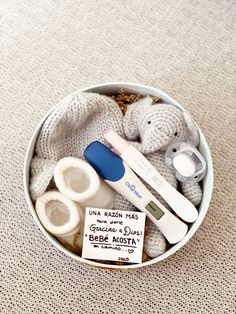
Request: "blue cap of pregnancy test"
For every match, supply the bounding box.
[84,141,125,182]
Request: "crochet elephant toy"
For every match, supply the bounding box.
[123,96,202,206]
[115,97,203,258]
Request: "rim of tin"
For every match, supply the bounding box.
[23,82,214,270]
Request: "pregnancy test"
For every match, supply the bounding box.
[105,130,198,223]
[84,141,188,244]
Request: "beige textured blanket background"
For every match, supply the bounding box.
[0,0,235,313]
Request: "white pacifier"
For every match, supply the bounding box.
[165,142,206,182]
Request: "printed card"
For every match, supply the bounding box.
[82,208,146,263]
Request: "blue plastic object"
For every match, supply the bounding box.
[84,141,125,182]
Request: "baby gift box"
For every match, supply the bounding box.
[24,82,213,270]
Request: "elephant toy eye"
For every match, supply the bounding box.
[174,132,178,136]
[147,121,151,125]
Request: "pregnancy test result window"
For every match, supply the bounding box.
[145,201,164,220]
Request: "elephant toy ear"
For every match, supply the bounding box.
[123,97,153,140]
[183,110,200,146]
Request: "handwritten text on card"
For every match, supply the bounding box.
[82,208,146,263]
